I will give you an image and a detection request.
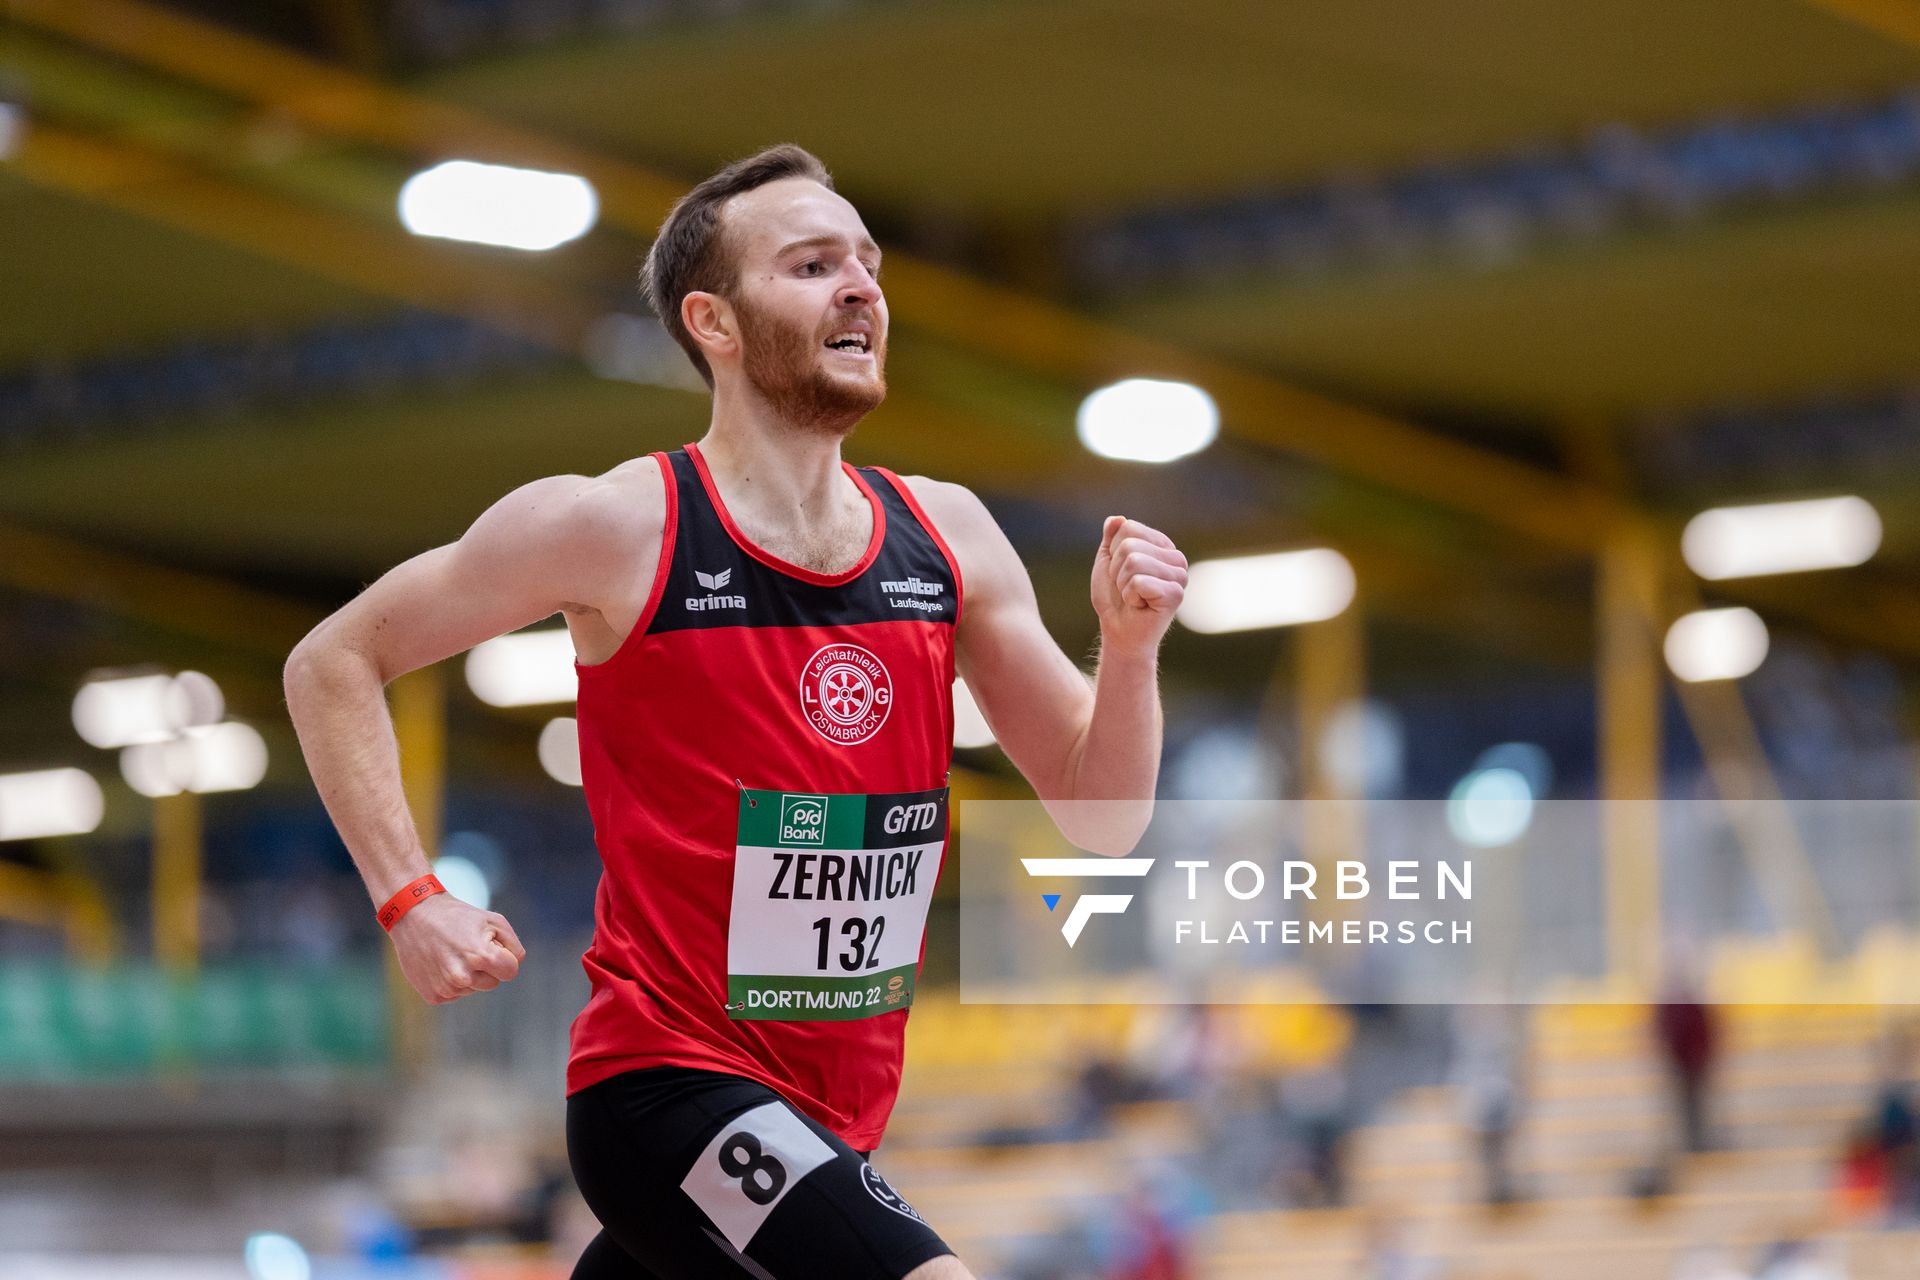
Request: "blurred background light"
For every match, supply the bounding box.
[1681,495,1882,580]
[440,830,508,895]
[1665,606,1771,682]
[120,740,183,799]
[243,1232,310,1280]
[952,678,996,749]
[1318,699,1405,798]
[1076,378,1218,463]
[1177,548,1356,633]
[430,853,491,911]
[538,716,583,786]
[583,312,709,392]
[397,159,598,250]
[1446,766,1535,847]
[0,103,23,161]
[0,768,104,841]
[1472,741,1554,799]
[188,722,270,793]
[72,670,225,749]
[76,673,177,748]
[1171,723,1279,801]
[120,722,268,797]
[465,628,578,707]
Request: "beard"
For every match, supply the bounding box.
[734,293,887,438]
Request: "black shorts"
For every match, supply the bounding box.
[567,1065,955,1280]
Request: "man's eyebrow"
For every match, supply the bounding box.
[776,233,883,258]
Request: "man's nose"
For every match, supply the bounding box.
[839,263,881,306]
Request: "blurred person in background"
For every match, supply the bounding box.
[1751,1234,1850,1280]
[1450,1003,1529,1205]
[284,143,1188,1280]
[1281,1060,1352,1207]
[1870,1023,1920,1221]
[968,1053,1153,1149]
[1833,1120,1892,1223]
[1192,1069,1290,1211]
[1836,1021,1920,1225]
[1102,1182,1197,1280]
[1354,1211,1438,1280]
[1130,1003,1246,1105]
[1654,948,1722,1155]
[1672,1245,1753,1280]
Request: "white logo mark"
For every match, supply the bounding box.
[879,576,943,597]
[883,802,940,835]
[1021,857,1155,946]
[688,566,745,611]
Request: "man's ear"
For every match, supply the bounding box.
[682,291,737,366]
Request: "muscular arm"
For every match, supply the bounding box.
[283,468,661,1000]
[910,480,1186,855]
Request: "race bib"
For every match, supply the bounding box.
[726,786,947,1021]
[680,1101,835,1250]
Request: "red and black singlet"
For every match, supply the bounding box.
[567,442,962,1150]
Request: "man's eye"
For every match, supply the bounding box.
[798,261,824,276]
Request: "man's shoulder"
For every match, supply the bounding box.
[894,473,989,533]
[493,460,667,620]
[475,461,665,609]
[526,457,668,546]
[892,475,1022,599]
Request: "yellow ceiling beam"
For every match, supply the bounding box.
[0,862,117,963]
[7,116,1065,483]
[3,0,687,227]
[9,121,606,348]
[6,0,1619,553]
[878,255,1623,551]
[3,116,1602,669]
[10,0,1920,669]
[310,0,385,72]
[1798,0,1920,49]
[0,520,318,653]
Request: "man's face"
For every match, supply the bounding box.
[718,178,888,436]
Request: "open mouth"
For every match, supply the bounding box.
[824,330,873,356]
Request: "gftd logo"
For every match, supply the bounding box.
[1021,858,1154,947]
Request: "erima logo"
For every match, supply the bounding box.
[688,566,745,612]
[1021,858,1155,946]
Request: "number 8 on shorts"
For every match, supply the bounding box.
[679,1101,836,1251]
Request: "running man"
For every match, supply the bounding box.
[285,144,1187,1279]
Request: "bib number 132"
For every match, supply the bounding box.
[727,786,946,1021]
[812,914,885,971]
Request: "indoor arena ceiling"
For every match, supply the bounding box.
[1,0,1918,690]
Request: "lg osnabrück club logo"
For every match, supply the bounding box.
[1021,858,1154,946]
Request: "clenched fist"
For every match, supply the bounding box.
[1092,516,1187,657]
[389,893,526,1005]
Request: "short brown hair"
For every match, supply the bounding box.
[641,144,835,389]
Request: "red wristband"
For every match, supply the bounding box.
[377,873,446,931]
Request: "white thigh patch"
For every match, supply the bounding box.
[680,1101,836,1252]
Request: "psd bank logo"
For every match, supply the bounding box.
[1021,858,1154,946]
[778,794,829,846]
